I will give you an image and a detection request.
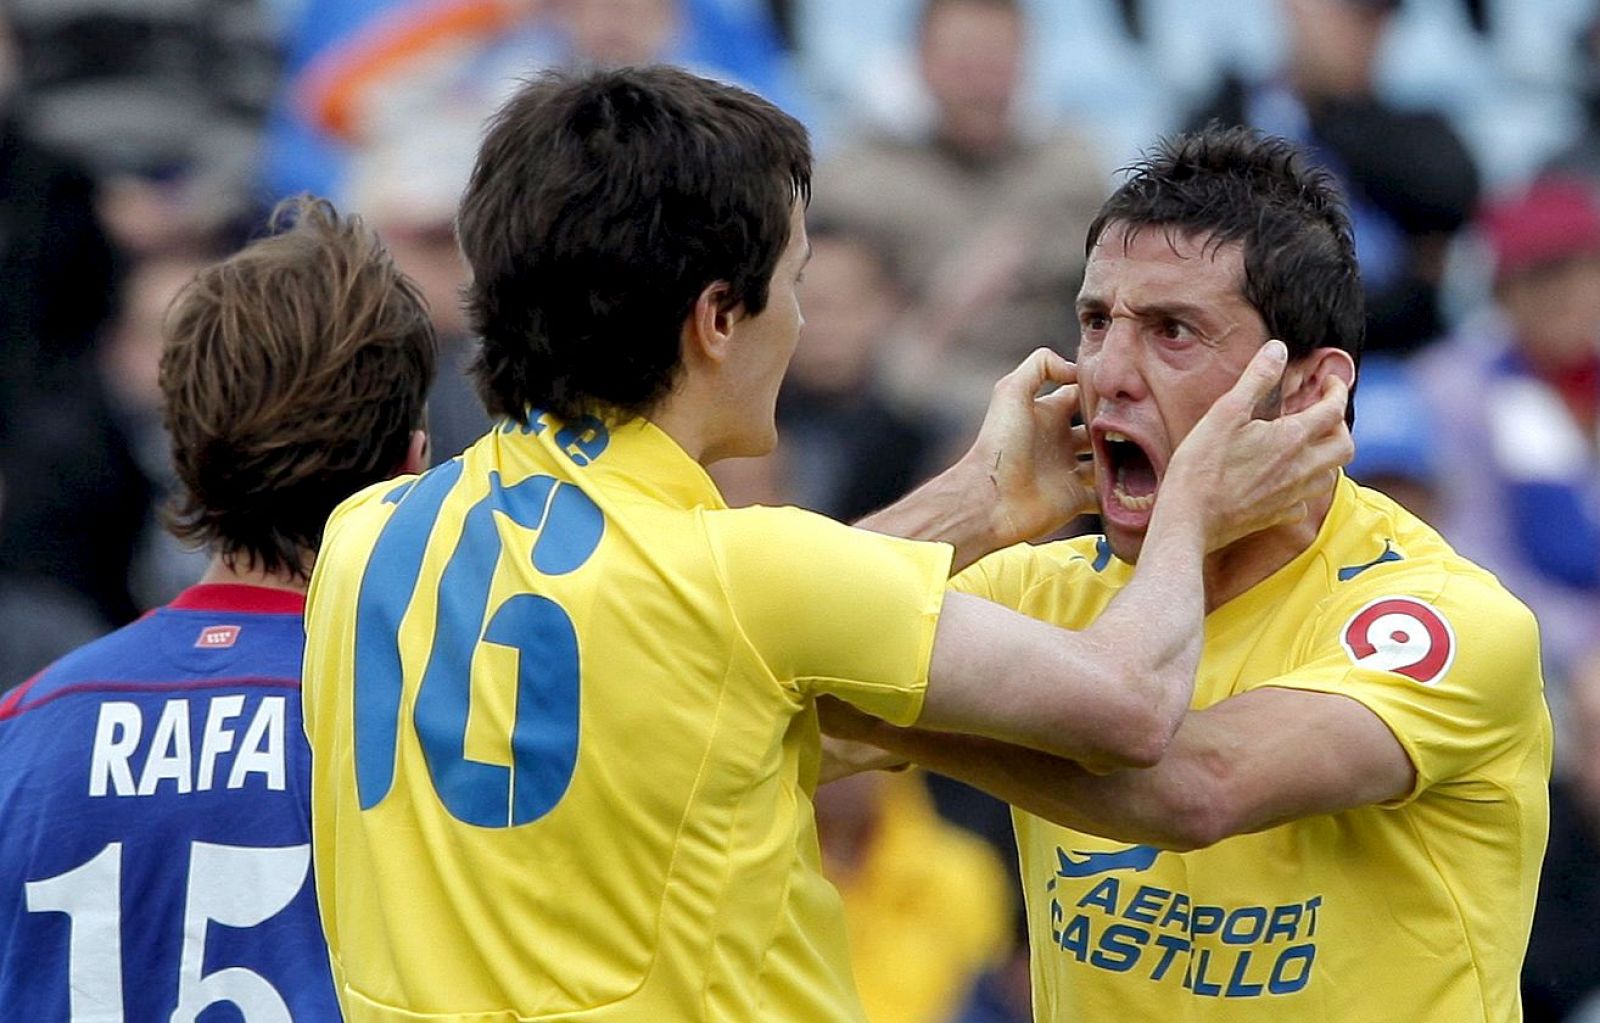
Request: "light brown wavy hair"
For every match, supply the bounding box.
[160,196,437,581]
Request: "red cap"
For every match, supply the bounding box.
[1481,177,1600,280]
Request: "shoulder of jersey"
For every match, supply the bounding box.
[1,616,163,718]
[985,533,1118,574]
[970,534,1118,595]
[1338,487,1517,600]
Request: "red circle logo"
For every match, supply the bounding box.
[1340,597,1456,685]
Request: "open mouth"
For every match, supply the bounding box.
[1102,431,1159,512]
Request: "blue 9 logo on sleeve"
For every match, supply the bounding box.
[351,464,605,827]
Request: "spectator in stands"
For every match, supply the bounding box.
[3,0,278,253]
[345,131,488,464]
[99,253,214,608]
[1523,648,1600,1022]
[809,0,1105,432]
[1189,0,1479,355]
[269,0,793,199]
[1344,356,1442,525]
[0,11,118,408]
[0,10,149,631]
[775,221,937,520]
[1416,176,1600,689]
[1546,11,1600,185]
[0,467,109,692]
[816,769,1013,1023]
[298,0,796,197]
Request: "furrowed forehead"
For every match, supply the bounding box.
[1092,220,1243,263]
[1082,225,1246,299]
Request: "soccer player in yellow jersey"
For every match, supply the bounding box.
[827,126,1553,1022]
[301,71,1351,1022]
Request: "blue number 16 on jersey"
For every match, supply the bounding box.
[350,463,605,828]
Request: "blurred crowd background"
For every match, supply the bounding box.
[2,0,1600,1019]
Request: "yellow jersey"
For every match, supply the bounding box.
[302,412,952,1022]
[827,772,1013,1023]
[953,476,1551,1023]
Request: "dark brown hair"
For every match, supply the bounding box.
[160,197,437,580]
[1087,125,1364,422]
[458,65,811,424]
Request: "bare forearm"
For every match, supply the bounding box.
[865,724,1197,848]
[855,684,1417,852]
[818,735,910,785]
[856,460,1007,574]
[1082,495,1208,735]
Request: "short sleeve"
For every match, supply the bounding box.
[1245,570,1548,803]
[706,507,953,726]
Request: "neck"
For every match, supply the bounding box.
[1200,480,1338,613]
[198,555,311,595]
[648,380,739,465]
[647,402,715,464]
[936,118,1011,162]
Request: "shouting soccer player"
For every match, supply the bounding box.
[827,127,1552,1023]
[300,68,1350,1022]
[0,198,434,1020]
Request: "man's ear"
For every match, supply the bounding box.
[400,428,430,475]
[1281,347,1356,415]
[682,281,740,368]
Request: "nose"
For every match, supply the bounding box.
[1084,320,1148,407]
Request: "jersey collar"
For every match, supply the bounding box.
[500,412,729,512]
[168,584,307,615]
[1205,473,1357,632]
[616,418,729,511]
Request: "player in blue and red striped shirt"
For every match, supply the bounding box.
[0,197,435,1021]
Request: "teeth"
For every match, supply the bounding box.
[1112,483,1155,511]
[1112,465,1156,512]
[1105,431,1129,443]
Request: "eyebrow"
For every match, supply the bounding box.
[1075,295,1215,325]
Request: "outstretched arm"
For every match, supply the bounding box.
[822,685,1414,848]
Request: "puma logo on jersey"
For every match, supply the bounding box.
[1337,540,1403,581]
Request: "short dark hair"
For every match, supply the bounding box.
[458,66,811,425]
[161,197,436,580]
[1087,126,1364,418]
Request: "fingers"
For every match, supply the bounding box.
[998,347,1076,399]
[1302,425,1355,478]
[1289,374,1350,437]
[1035,383,1084,427]
[1068,423,1090,456]
[1284,378,1354,472]
[1222,339,1288,418]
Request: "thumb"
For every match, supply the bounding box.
[1218,339,1288,421]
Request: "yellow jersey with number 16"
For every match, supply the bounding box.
[302,412,952,1022]
[954,476,1551,1023]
